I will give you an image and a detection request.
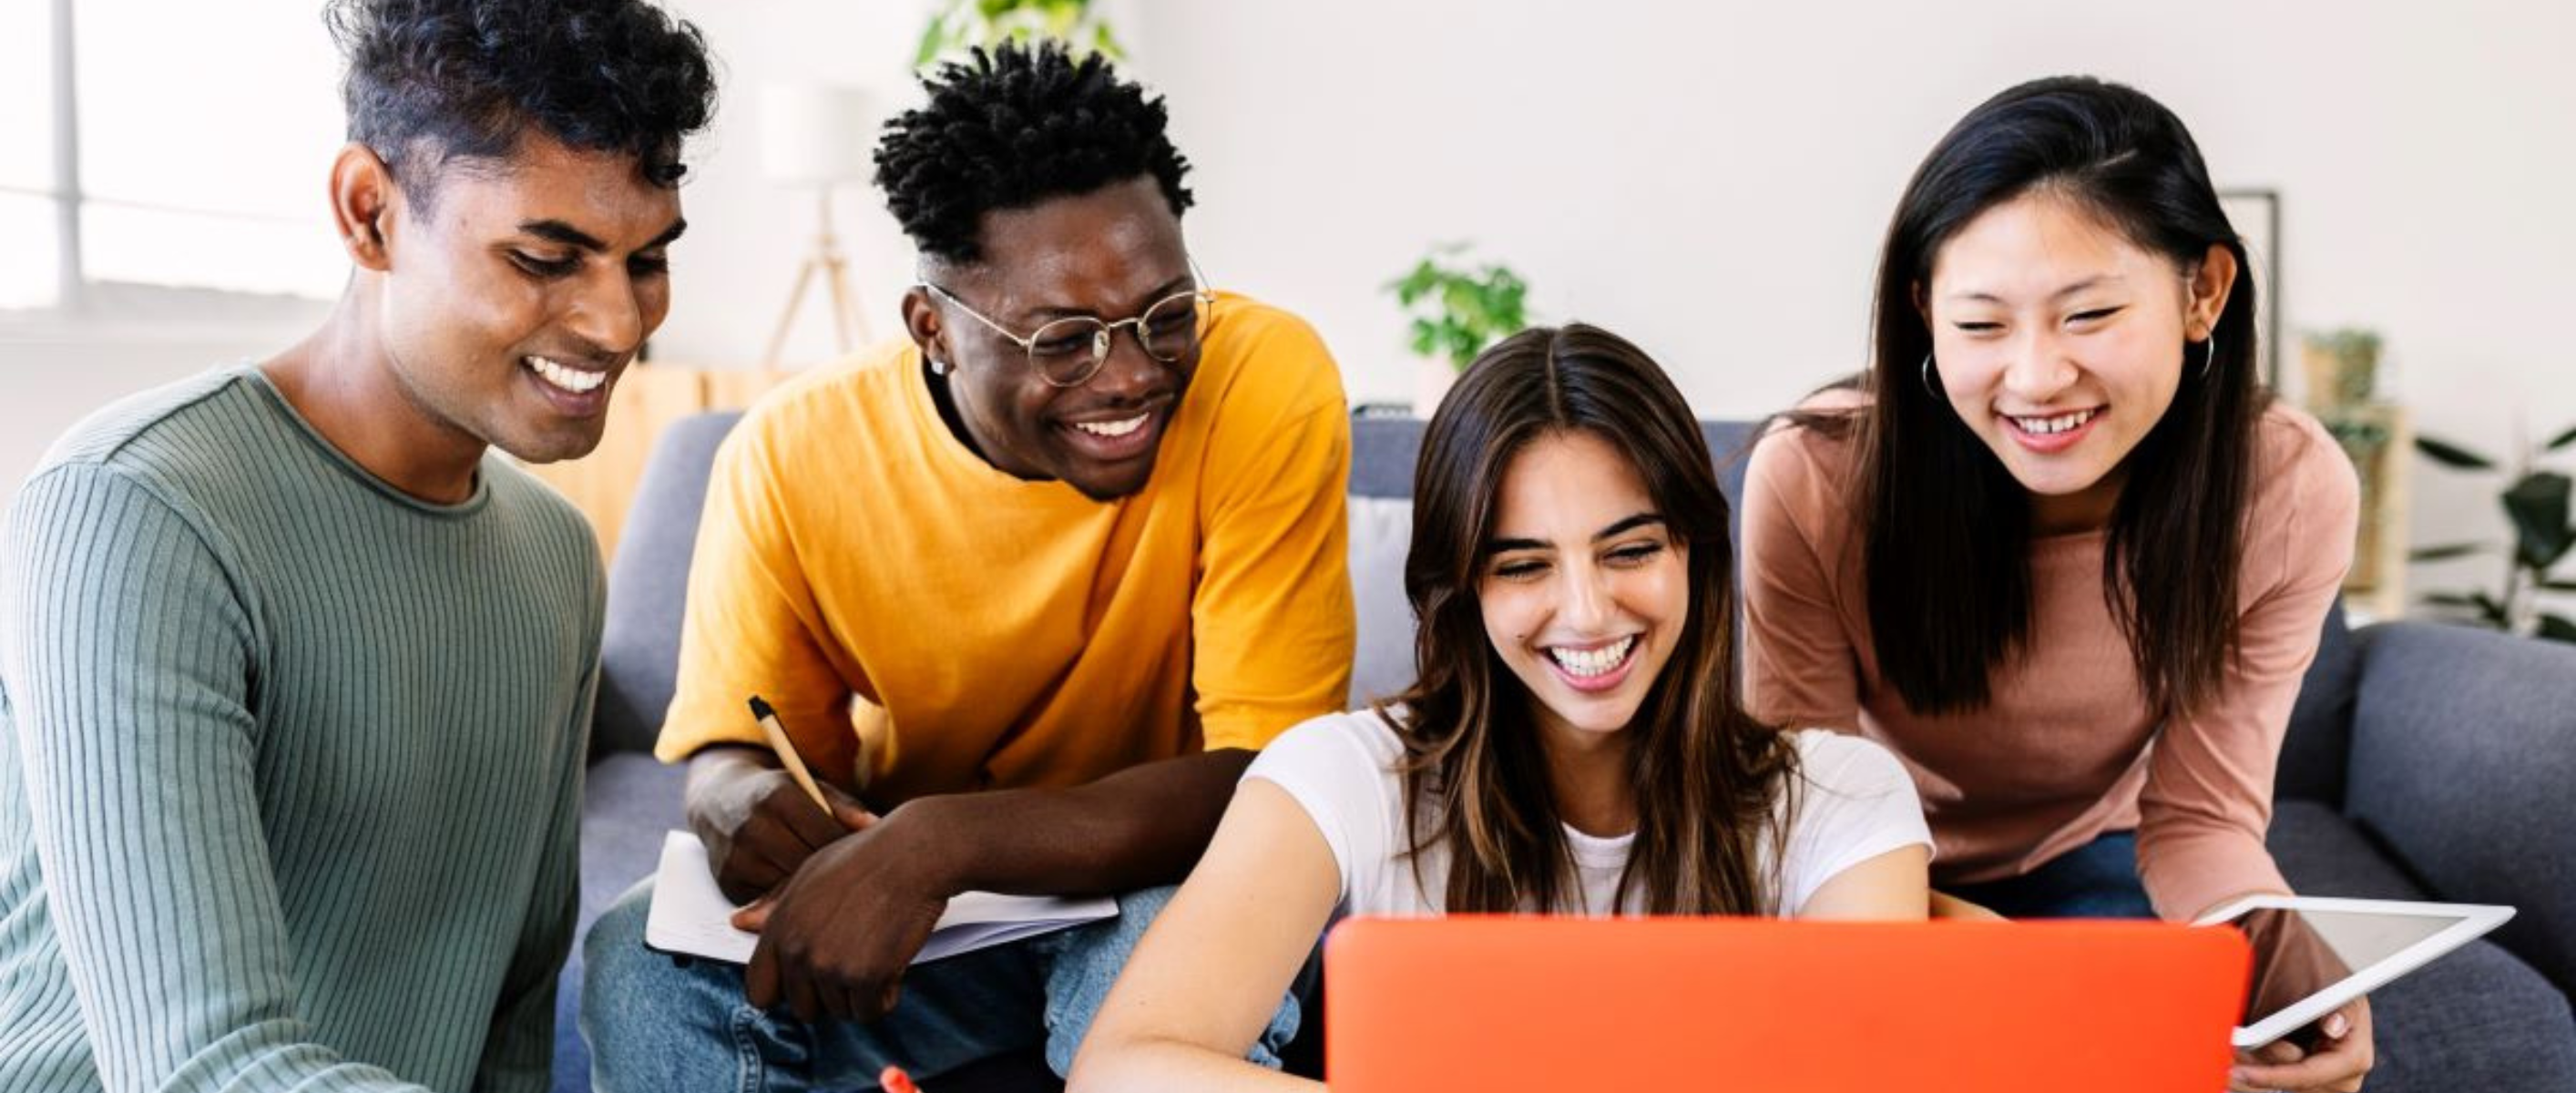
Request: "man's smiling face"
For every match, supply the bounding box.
[909,176,1199,501]
[374,132,685,465]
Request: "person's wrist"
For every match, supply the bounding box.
[684,752,777,842]
[880,794,974,896]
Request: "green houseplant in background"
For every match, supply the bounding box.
[2298,326,2403,608]
[2302,328,2384,409]
[2411,422,2576,642]
[916,0,1124,67]
[1386,243,1531,414]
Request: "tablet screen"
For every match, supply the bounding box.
[2227,907,2463,1027]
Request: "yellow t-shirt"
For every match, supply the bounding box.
[656,292,1354,807]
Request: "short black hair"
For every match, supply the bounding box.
[328,0,719,208]
[874,43,1193,266]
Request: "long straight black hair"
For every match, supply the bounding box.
[1814,76,2267,718]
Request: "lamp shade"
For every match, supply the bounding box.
[759,83,875,186]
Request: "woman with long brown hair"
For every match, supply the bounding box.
[1069,324,1930,1091]
[1738,77,2369,1091]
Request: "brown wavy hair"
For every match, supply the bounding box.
[1383,323,1798,914]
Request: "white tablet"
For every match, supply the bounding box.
[2193,894,2514,1047]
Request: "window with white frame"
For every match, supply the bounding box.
[5,0,351,313]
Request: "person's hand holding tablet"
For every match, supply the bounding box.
[2229,996,2369,1092]
[2203,894,2517,1092]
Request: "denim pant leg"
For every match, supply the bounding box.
[1947,831,2160,920]
[582,879,1051,1092]
[1034,884,1308,1077]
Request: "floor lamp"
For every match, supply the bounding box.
[760,83,875,366]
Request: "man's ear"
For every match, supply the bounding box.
[901,286,949,367]
[330,142,398,272]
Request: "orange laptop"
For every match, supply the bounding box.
[1325,916,2249,1093]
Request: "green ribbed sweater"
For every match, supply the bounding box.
[0,366,601,1091]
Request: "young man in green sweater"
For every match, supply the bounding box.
[0,1,714,1088]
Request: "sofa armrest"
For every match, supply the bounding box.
[2275,601,2362,805]
[2346,620,2576,991]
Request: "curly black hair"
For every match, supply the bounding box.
[327,0,718,208]
[874,43,1194,266]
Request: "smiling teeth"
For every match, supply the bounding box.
[526,356,607,394]
[1075,414,1149,438]
[2013,409,2096,435]
[1547,637,1635,679]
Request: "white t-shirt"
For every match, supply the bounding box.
[1244,710,1932,917]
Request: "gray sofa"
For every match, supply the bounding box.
[555,412,2576,1091]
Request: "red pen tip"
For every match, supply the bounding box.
[880,1065,920,1093]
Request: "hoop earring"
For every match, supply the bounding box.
[2195,335,2217,381]
[1919,352,1941,400]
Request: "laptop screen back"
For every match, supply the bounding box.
[1324,916,2248,1093]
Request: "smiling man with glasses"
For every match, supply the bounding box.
[582,43,1354,1091]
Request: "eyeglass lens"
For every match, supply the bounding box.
[1024,291,1209,384]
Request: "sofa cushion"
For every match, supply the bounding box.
[1350,417,1426,499]
[2268,800,2576,1091]
[1347,495,1416,708]
[2361,935,2576,1090]
[2346,622,2576,992]
[2266,799,2428,901]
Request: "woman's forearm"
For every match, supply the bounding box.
[1068,1037,1321,1093]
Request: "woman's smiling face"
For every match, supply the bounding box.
[1477,429,1690,750]
[1921,189,2234,532]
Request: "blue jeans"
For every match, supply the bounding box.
[581,882,1303,1092]
[1945,831,2159,920]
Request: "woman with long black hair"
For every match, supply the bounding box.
[1740,77,2369,1091]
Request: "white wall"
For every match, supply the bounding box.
[641,0,935,370]
[0,290,329,499]
[656,0,2576,598]
[8,0,2572,608]
[640,0,1147,367]
[1123,0,2576,607]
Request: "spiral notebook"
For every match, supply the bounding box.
[643,831,1119,965]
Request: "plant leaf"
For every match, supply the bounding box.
[2540,614,2576,643]
[2502,472,2574,569]
[2543,578,2576,593]
[915,9,953,66]
[2409,543,2486,562]
[2549,424,2576,453]
[1407,321,1437,359]
[2415,435,2498,470]
[2474,590,2510,626]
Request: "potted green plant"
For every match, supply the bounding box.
[2300,328,2382,411]
[916,0,1123,68]
[2411,422,2576,642]
[1386,243,1531,414]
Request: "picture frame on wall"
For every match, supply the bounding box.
[2218,189,2283,389]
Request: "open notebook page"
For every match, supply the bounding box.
[644,830,1119,965]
